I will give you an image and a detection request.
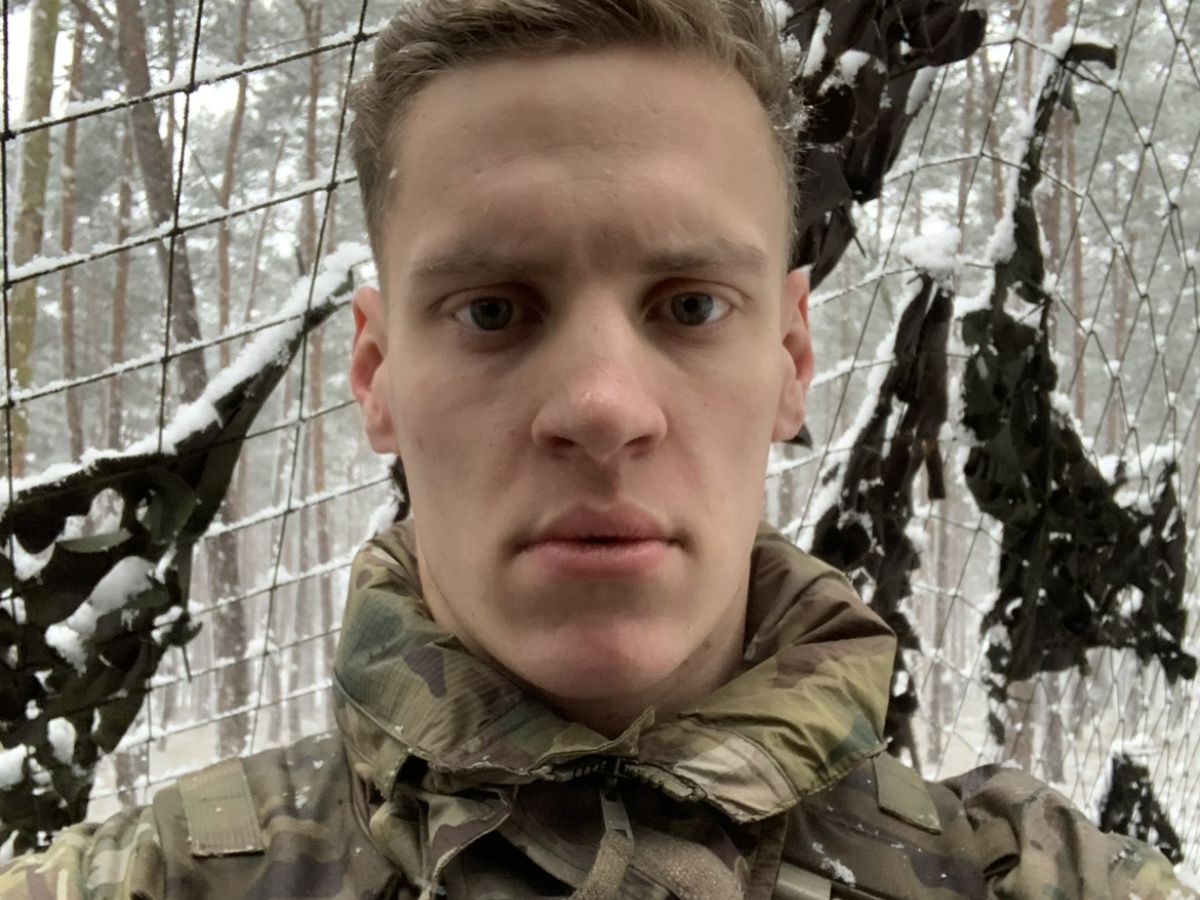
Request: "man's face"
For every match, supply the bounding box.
[351,46,812,730]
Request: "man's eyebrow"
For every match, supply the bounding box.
[411,246,556,282]
[640,238,771,276]
[408,236,771,282]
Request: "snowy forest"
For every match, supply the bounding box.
[0,0,1197,877]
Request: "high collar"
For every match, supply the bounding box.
[333,521,895,824]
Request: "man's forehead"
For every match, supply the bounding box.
[382,46,791,280]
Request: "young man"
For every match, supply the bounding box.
[1,1,1194,898]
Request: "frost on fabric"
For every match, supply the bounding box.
[812,841,856,886]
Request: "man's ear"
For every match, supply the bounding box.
[350,284,400,454]
[771,267,814,442]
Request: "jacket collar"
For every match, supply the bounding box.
[333,521,895,824]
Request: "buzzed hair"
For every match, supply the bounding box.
[348,0,802,266]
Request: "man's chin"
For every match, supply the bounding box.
[502,634,682,711]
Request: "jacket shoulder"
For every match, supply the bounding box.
[942,763,1198,900]
[783,752,990,899]
[783,754,1198,900]
[0,803,161,900]
[149,731,394,900]
[0,732,396,900]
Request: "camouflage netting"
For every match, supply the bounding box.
[1100,752,1185,865]
[953,40,1196,733]
[783,0,986,283]
[796,9,1195,771]
[809,273,953,767]
[0,260,354,852]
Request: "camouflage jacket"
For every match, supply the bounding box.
[1,524,1193,899]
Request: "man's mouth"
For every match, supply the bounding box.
[519,504,678,579]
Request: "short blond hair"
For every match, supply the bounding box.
[348,0,801,265]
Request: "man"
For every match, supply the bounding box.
[1,1,1195,898]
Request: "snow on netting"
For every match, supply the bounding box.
[0,0,1196,868]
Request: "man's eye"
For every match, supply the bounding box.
[455,297,516,331]
[666,292,729,326]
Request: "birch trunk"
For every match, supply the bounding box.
[115,0,207,402]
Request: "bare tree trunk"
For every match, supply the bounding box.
[59,18,87,461]
[213,531,248,755]
[112,744,147,810]
[1004,680,1036,770]
[218,0,252,370]
[163,0,178,165]
[208,0,255,759]
[1043,674,1064,783]
[957,55,977,223]
[115,0,207,401]
[296,0,324,273]
[107,125,134,449]
[8,0,61,477]
[108,120,144,798]
[245,127,293,315]
[928,507,954,766]
[294,0,337,699]
[978,49,1005,221]
[1068,127,1086,420]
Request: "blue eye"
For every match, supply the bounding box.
[458,297,515,331]
[668,292,728,326]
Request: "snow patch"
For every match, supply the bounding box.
[899,221,961,284]
[0,831,15,866]
[768,0,791,31]
[0,745,27,789]
[5,242,371,500]
[47,718,76,765]
[4,596,26,625]
[89,557,155,617]
[45,624,88,673]
[366,487,403,538]
[802,10,832,78]
[905,68,937,115]
[837,50,874,84]
[1177,866,1200,891]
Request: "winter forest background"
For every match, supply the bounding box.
[0,0,1198,877]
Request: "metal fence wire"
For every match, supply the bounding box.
[0,0,1197,870]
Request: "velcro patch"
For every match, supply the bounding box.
[179,758,266,856]
[874,752,943,834]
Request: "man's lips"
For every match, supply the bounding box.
[516,504,679,578]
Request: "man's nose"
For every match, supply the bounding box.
[530,311,668,465]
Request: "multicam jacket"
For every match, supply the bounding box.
[1,523,1194,899]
